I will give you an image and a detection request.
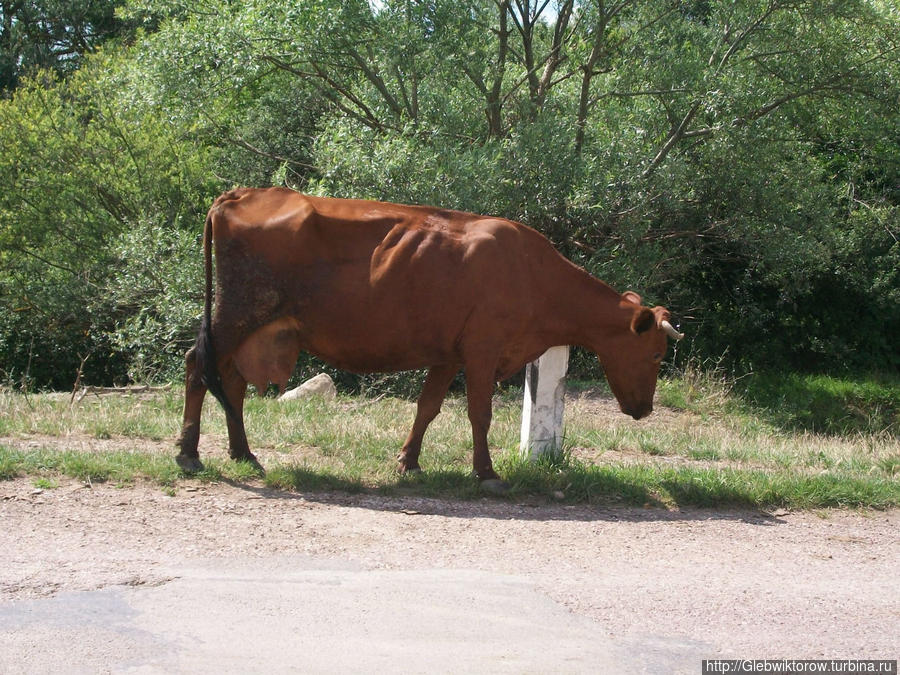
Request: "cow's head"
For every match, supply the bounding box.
[597,291,683,420]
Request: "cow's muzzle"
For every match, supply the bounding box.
[623,403,653,420]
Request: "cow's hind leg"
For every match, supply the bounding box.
[463,357,508,494]
[176,346,206,473]
[220,362,263,472]
[398,364,459,473]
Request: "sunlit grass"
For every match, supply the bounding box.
[0,390,183,439]
[1,370,898,509]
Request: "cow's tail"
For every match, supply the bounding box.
[194,209,241,425]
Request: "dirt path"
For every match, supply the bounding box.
[1,474,897,672]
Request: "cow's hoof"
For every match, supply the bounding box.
[479,478,511,495]
[397,464,422,475]
[176,454,204,473]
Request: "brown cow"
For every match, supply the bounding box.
[176,187,683,491]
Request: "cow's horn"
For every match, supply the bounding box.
[661,320,684,340]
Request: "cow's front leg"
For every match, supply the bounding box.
[398,364,459,474]
[463,360,508,494]
[176,346,206,473]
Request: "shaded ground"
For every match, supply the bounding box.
[1,474,897,672]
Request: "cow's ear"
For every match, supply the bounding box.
[631,307,655,335]
[622,291,642,305]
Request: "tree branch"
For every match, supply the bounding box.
[347,46,405,119]
[642,99,703,178]
[534,0,574,107]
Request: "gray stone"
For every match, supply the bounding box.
[279,373,337,401]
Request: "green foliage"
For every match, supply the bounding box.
[0,0,134,92]
[103,222,204,382]
[1,0,898,388]
[0,54,215,388]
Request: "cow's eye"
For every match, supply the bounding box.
[652,352,663,363]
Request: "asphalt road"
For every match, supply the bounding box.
[1,557,709,673]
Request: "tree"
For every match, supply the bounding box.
[0,53,215,387]
[1,0,897,387]
[0,0,133,92]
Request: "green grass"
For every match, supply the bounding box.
[0,391,182,439]
[32,476,59,490]
[737,372,900,436]
[0,371,898,510]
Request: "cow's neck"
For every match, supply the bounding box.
[540,258,629,352]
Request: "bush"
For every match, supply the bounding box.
[0,59,215,389]
[2,2,898,391]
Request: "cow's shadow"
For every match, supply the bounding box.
[212,472,784,525]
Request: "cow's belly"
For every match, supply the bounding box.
[286,275,471,372]
[299,317,461,374]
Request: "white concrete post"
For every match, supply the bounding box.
[520,345,569,460]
